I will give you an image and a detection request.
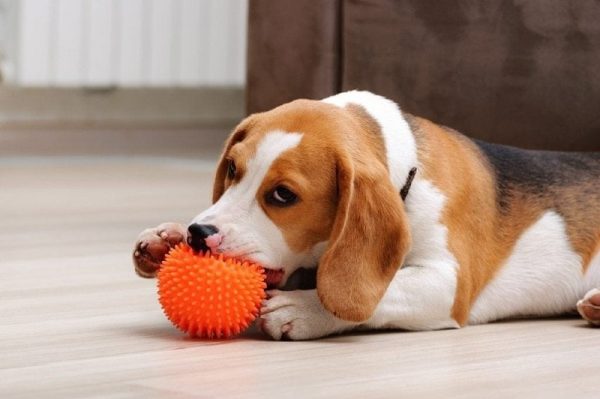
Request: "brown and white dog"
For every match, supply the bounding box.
[133,91,600,339]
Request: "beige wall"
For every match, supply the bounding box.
[2,0,247,88]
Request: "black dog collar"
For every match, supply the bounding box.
[400,167,418,201]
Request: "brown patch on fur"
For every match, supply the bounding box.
[474,139,600,272]
[257,102,391,255]
[258,139,338,254]
[410,116,513,325]
[344,103,388,166]
[554,186,600,271]
[213,99,411,322]
[409,114,600,325]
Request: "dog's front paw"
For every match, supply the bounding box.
[259,289,353,340]
[577,288,600,326]
[133,222,187,278]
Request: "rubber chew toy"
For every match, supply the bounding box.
[157,243,266,338]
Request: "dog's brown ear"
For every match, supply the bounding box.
[317,152,412,322]
[212,127,248,203]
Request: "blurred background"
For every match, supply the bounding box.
[0,0,246,158]
[1,0,598,260]
[2,0,598,157]
[1,0,249,276]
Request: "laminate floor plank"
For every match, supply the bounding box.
[1,156,597,398]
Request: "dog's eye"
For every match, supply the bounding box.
[267,186,298,207]
[227,159,236,179]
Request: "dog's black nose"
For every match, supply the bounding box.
[187,224,219,252]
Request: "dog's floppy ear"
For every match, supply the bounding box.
[212,127,248,203]
[317,151,412,322]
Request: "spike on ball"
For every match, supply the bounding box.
[157,243,267,338]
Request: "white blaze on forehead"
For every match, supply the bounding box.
[192,130,304,270]
[235,130,304,266]
[323,90,417,191]
[239,130,304,195]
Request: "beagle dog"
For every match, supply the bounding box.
[134,91,600,339]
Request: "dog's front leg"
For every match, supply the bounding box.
[363,263,460,331]
[260,262,459,340]
[260,289,358,340]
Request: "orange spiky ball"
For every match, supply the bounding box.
[158,243,266,338]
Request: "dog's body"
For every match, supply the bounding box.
[134,91,600,339]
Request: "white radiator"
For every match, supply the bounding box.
[15,0,247,87]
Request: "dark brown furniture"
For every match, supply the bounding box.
[247,0,600,151]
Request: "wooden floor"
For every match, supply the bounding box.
[1,137,599,398]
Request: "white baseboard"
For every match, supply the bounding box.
[0,86,245,127]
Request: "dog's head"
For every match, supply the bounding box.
[189,98,412,322]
